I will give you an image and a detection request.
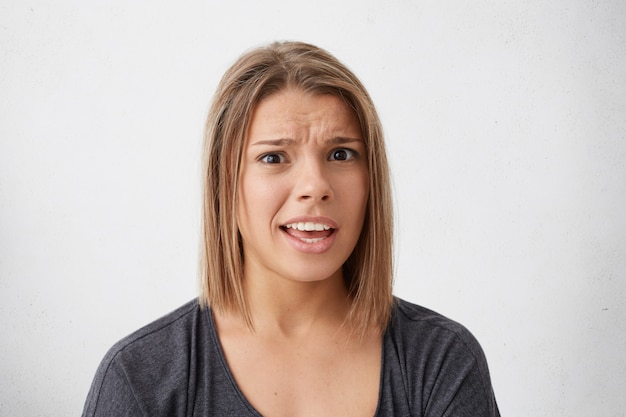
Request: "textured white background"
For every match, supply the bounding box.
[1,1,625,416]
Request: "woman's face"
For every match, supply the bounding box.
[237,88,369,285]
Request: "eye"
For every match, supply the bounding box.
[259,153,286,164]
[329,148,358,161]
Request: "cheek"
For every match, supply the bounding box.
[238,175,285,225]
[356,174,370,227]
[359,173,370,202]
[348,170,370,210]
[336,171,369,225]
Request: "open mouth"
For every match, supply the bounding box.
[280,222,336,243]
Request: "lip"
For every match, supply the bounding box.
[280,216,338,254]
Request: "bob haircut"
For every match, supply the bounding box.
[200,41,394,335]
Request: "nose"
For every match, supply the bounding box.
[295,157,333,202]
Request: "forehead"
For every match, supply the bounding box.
[247,88,361,140]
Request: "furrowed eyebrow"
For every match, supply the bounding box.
[250,139,295,147]
[326,137,363,145]
[250,137,363,147]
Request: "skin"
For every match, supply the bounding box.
[214,88,381,417]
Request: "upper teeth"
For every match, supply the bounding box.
[284,222,332,231]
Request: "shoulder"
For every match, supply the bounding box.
[385,297,500,416]
[390,297,485,358]
[103,299,201,360]
[82,299,206,417]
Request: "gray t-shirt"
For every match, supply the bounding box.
[82,298,500,416]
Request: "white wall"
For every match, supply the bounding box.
[1,1,625,416]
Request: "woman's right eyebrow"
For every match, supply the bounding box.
[250,138,295,147]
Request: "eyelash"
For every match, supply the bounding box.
[258,148,359,164]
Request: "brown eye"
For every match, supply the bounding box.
[329,149,357,161]
[260,153,285,164]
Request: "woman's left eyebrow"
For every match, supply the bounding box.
[326,137,363,145]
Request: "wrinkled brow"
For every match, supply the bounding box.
[251,137,362,147]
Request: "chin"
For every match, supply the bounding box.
[281,266,343,284]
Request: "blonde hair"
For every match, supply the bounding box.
[199,41,394,335]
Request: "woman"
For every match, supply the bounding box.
[82,41,500,417]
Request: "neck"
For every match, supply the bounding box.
[242,268,351,338]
